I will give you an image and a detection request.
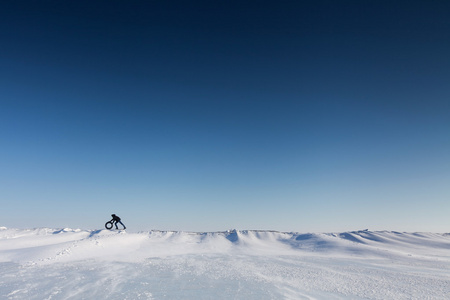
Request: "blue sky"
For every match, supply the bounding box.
[1,1,449,232]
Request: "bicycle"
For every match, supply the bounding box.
[105,219,126,230]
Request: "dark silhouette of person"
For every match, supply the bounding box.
[111,214,126,230]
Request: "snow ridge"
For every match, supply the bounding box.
[1,227,449,264]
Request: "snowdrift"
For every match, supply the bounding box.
[1,227,449,264]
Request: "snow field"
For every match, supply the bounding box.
[0,227,449,299]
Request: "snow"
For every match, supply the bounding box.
[1,227,449,299]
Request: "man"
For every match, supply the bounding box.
[111,214,126,230]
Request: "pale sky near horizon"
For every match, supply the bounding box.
[1,1,449,232]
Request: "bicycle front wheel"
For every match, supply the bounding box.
[105,221,114,230]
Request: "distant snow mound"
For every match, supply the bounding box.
[1,228,449,265]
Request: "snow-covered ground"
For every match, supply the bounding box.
[0,227,449,299]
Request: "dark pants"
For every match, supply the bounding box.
[114,220,126,229]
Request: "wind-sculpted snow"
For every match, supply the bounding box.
[1,227,449,299]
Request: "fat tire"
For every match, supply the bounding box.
[105,221,114,230]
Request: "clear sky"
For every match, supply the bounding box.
[1,1,449,232]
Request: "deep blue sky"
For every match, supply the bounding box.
[1,1,449,232]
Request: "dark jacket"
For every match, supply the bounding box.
[112,215,121,221]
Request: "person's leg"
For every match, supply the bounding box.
[114,221,119,229]
[118,220,126,229]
